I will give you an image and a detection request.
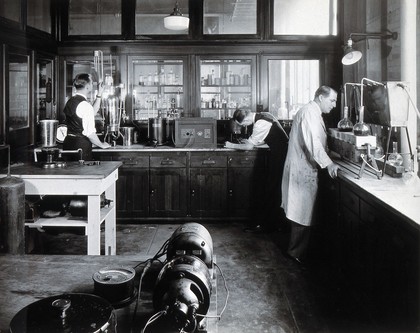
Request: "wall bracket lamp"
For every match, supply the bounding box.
[164,1,189,31]
[342,31,398,65]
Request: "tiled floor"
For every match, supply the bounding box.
[32,222,384,333]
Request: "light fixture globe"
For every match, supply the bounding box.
[164,1,189,31]
[342,38,362,65]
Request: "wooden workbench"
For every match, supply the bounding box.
[7,161,122,255]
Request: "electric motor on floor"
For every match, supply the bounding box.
[9,293,117,333]
[166,222,214,269]
[153,255,212,332]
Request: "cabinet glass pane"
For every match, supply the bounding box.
[200,59,252,119]
[132,60,184,119]
[36,58,54,121]
[204,0,256,35]
[273,0,337,36]
[68,0,121,35]
[135,0,189,35]
[9,53,29,130]
[27,0,51,34]
[268,60,319,120]
[0,0,20,22]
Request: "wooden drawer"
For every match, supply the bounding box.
[114,154,149,168]
[340,184,360,213]
[228,154,261,168]
[150,155,187,168]
[190,155,227,168]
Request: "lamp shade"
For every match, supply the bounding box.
[342,48,362,65]
[164,15,189,30]
[342,38,362,65]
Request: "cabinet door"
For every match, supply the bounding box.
[227,153,266,218]
[117,167,149,220]
[149,168,187,217]
[190,168,227,217]
[198,56,256,119]
[149,153,188,217]
[129,57,188,121]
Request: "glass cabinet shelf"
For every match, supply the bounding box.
[200,58,253,119]
[130,59,184,120]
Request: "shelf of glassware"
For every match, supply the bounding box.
[132,84,184,119]
[131,60,184,120]
[200,59,253,119]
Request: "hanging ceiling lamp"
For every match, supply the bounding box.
[164,1,189,31]
[341,31,398,66]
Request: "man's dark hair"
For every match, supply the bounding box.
[73,73,92,90]
[314,85,336,99]
[232,109,246,124]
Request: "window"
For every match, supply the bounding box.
[68,0,121,35]
[136,0,189,35]
[267,60,320,119]
[204,0,257,34]
[0,0,20,23]
[27,0,52,34]
[273,0,337,36]
[9,53,30,130]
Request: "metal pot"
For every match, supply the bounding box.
[148,117,167,145]
[39,120,58,147]
[120,127,134,146]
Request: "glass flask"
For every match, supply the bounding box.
[373,135,384,160]
[337,106,353,132]
[353,106,370,136]
[387,141,403,166]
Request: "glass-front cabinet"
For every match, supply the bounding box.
[199,56,255,119]
[129,57,187,120]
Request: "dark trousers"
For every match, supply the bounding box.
[288,221,311,260]
[63,135,92,161]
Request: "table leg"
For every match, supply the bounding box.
[87,195,101,255]
[105,183,116,255]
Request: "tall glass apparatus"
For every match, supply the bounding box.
[353,106,370,136]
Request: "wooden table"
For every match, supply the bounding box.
[8,161,121,255]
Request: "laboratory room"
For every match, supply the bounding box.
[0,0,419,332]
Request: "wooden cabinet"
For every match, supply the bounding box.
[190,153,227,217]
[332,178,420,330]
[149,153,188,217]
[93,149,268,222]
[227,151,266,218]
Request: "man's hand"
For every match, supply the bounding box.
[327,162,340,178]
[224,141,234,148]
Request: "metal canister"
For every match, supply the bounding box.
[148,117,167,145]
[120,127,134,146]
[0,175,25,254]
[39,120,58,147]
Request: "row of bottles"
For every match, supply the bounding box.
[138,68,179,86]
[201,68,251,86]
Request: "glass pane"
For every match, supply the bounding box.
[136,0,189,35]
[0,0,20,22]
[36,58,54,120]
[268,60,319,120]
[204,0,256,35]
[27,0,51,33]
[68,0,121,35]
[132,59,184,119]
[273,0,337,35]
[200,59,252,119]
[9,53,29,130]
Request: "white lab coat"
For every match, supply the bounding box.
[281,101,333,226]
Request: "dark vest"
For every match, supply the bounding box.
[63,95,86,136]
[254,112,288,149]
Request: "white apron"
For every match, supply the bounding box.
[281,101,332,226]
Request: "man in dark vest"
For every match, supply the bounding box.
[63,73,110,161]
[225,109,289,232]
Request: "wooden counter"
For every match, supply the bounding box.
[6,161,122,255]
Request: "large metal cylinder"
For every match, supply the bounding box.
[0,176,25,254]
[39,119,58,147]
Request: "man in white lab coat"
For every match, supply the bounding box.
[281,86,340,264]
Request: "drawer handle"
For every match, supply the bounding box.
[202,160,216,165]
[228,189,233,196]
[123,160,138,165]
[161,160,174,165]
[191,189,195,196]
[240,159,253,165]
